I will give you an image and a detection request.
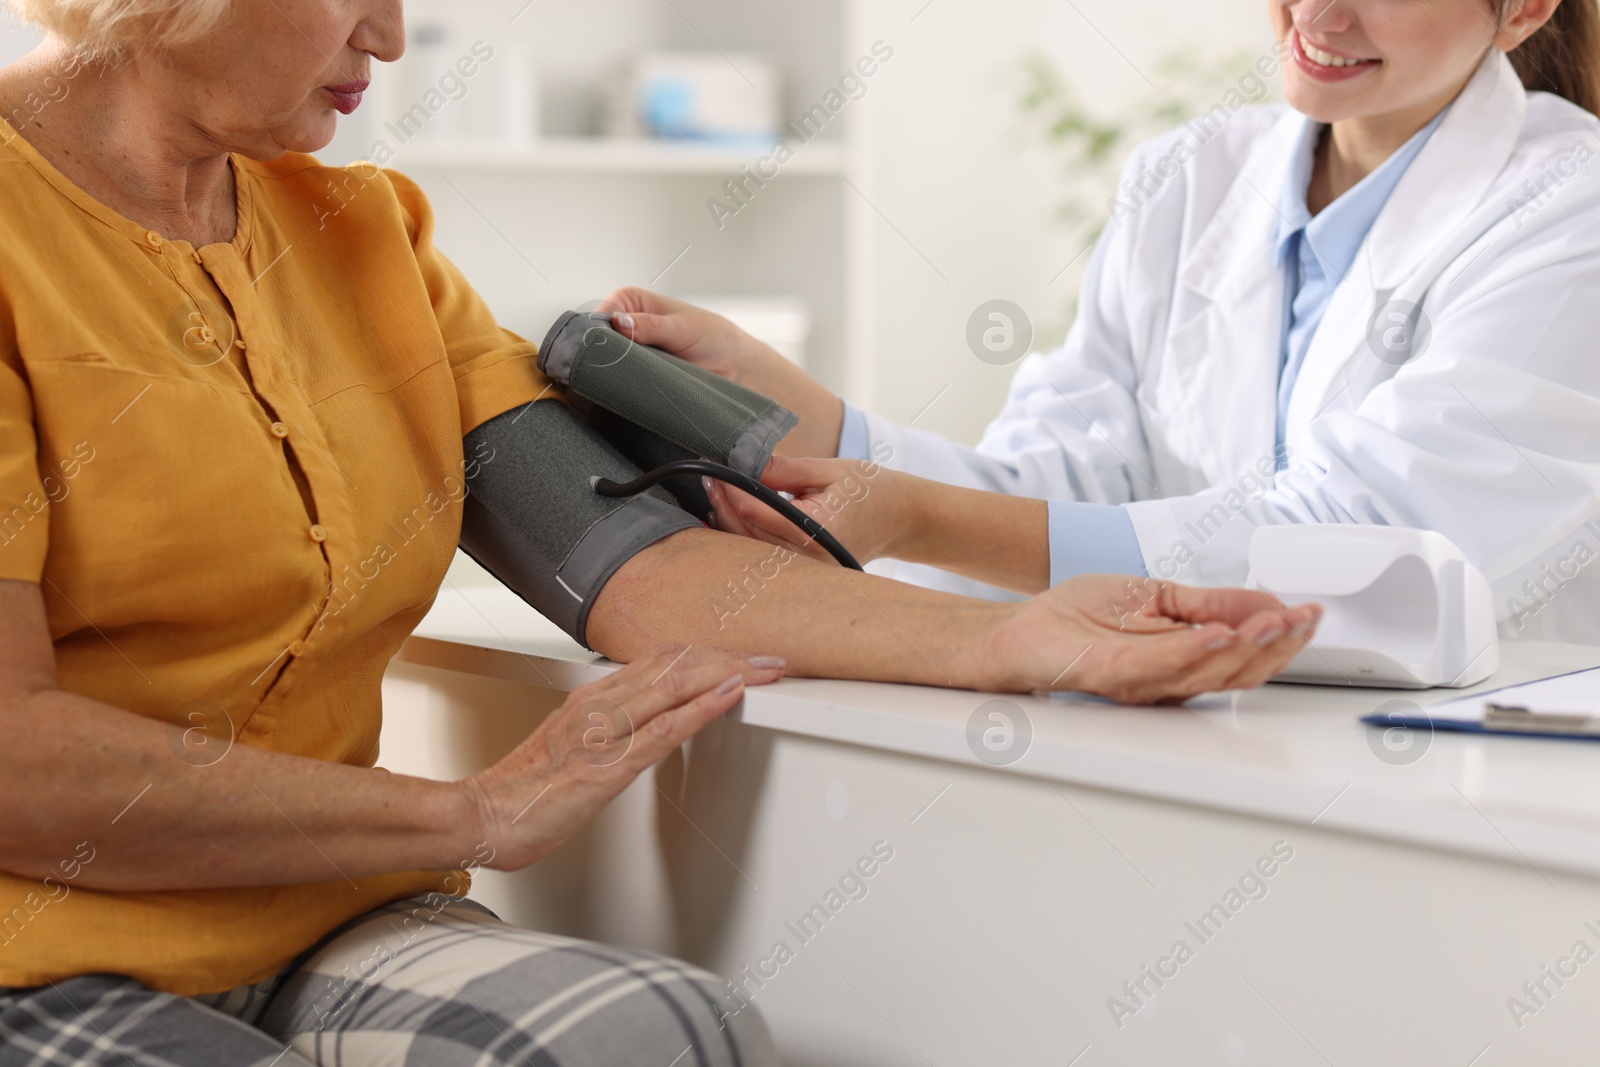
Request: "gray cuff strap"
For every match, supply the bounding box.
[460,398,702,648]
[730,405,799,478]
[460,493,699,647]
[537,309,590,383]
[537,310,797,479]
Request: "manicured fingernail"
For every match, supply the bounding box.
[702,475,714,494]
[748,656,786,669]
[716,674,744,695]
[614,312,635,331]
[1204,631,1236,651]
[1256,626,1286,646]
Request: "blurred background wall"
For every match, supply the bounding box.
[852,0,1274,444]
[0,0,1277,446]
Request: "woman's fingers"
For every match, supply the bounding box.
[1234,602,1321,646]
[1007,577,1322,703]
[1214,606,1322,691]
[1070,622,1236,700]
[608,644,783,714]
[1056,600,1319,703]
[617,673,753,772]
[468,644,784,872]
[1131,603,1318,702]
[574,644,782,716]
[553,648,775,766]
[1154,582,1292,629]
[1145,606,1317,700]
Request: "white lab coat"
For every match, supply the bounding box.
[861,51,1600,644]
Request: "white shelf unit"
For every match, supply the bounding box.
[325,0,872,403]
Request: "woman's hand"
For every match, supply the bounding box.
[703,454,908,565]
[985,576,1321,703]
[599,288,846,457]
[463,645,785,871]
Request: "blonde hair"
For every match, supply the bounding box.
[6,0,231,59]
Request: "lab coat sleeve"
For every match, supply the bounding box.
[1123,221,1600,598]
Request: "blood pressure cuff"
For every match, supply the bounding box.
[538,309,797,479]
[460,398,702,647]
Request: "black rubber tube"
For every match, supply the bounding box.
[594,460,864,571]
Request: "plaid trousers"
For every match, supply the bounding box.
[0,896,776,1067]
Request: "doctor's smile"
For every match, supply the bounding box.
[1289,27,1380,79]
[0,0,1597,1060]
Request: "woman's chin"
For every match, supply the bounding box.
[254,115,340,159]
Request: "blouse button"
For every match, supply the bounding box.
[288,640,308,658]
[309,524,328,543]
[144,231,163,250]
[270,422,290,439]
[191,250,203,265]
[235,339,247,351]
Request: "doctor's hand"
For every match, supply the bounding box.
[990,578,1322,703]
[599,287,847,458]
[701,454,905,566]
[707,456,1058,595]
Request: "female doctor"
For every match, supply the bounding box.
[606,0,1600,645]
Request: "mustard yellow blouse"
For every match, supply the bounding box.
[0,122,550,995]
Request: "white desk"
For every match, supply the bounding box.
[381,582,1600,1066]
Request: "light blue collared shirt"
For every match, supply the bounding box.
[838,401,870,462]
[837,107,1447,588]
[1272,107,1447,463]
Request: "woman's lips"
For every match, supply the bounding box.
[322,80,370,114]
[1290,28,1379,83]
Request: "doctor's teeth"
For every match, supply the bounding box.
[1302,38,1351,67]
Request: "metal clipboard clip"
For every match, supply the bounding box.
[1483,703,1600,736]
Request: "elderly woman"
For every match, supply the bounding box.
[0,0,1321,1063]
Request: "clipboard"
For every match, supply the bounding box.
[1360,665,1600,741]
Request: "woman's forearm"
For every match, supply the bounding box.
[1,686,478,891]
[586,526,1317,705]
[886,476,1052,594]
[589,527,1010,687]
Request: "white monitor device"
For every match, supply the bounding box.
[1247,525,1499,689]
